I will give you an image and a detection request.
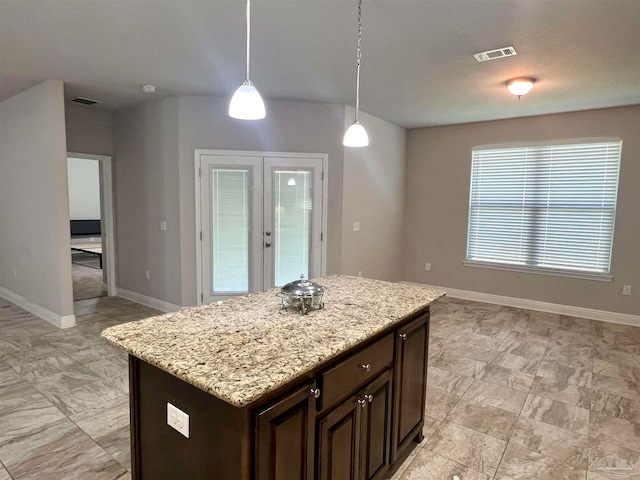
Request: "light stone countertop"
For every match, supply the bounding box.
[101,275,445,408]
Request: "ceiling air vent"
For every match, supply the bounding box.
[473,46,517,62]
[70,96,102,106]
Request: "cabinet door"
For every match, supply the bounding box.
[392,313,429,461]
[359,369,392,480]
[318,394,362,480]
[255,382,316,480]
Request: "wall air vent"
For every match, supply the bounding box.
[70,96,102,106]
[473,46,517,62]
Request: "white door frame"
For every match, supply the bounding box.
[194,149,328,306]
[67,152,117,296]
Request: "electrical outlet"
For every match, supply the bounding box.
[425,262,431,271]
[358,271,362,277]
[353,222,360,232]
[145,270,150,280]
[622,285,632,296]
[167,403,189,438]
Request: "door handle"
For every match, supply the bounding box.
[265,242,272,248]
[265,231,271,236]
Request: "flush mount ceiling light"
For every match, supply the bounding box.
[343,0,369,148]
[507,78,535,98]
[229,0,265,120]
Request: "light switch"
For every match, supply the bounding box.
[353,222,360,232]
[167,402,190,438]
[160,221,167,231]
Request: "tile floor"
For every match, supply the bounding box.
[0,295,638,479]
[0,295,160,480]
[72,263,107,302]
[392,297,640,480]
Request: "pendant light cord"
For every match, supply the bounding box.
[246,0,251,80]
[354,0,363,121]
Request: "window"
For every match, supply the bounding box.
[466,138,622,279]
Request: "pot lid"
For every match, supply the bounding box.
[281,274,326,296]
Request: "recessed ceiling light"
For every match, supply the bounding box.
[141,84,156,93]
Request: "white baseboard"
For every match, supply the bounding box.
[0,286,76,329]
[403,282,640,328]
[117,287,181,313]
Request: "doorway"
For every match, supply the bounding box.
[195,150,328,305]
[67,153,116,301]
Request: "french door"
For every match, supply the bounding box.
[199,152,325,304]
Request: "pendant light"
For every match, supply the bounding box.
[343,0,369,147]
[229,0,265,120]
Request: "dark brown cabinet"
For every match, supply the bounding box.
[129,310,430,480]
[359,370,393,480]
[318,390,361,480]
[391,313,430,462]
[317,370,393,480]
[255,382,317,480]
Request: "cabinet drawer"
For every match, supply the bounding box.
[319,333,394,410]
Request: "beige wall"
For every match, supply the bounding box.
[342,107,406,281]
[65,103,113,156]
[113,96,346,307]
[404,105,640,315]
[177,96,346,306]
[0,80,75,320]
[112,97,182,306]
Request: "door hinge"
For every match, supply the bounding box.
[320,232,323,241]
[199,167,202,178]
[321,171,324,181]
[201,292,204,302]
[200,231,203,241]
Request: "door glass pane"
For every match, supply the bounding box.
[273,170,312,286]
[211,169,250,292]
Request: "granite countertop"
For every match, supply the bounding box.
[101,275,445,408]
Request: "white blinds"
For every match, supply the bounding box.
[467,139,622,275]
[211,169,250,292]
[273,170,312,287]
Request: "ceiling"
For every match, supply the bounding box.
[1,0,638,128]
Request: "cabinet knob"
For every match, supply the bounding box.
[357,398,367,408]
[310,388,321,399]
[399,333,407,340]
[364,394,373,403]
[360,363,371,372]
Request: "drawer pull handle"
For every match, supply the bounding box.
[361,363,371,372]
[310,388,321,399]
[364,394,373,403]
[399,333,407,340]
[357,398,367,408]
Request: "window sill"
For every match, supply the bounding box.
[463,261,613,282]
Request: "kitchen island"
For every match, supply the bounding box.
[102,275,445,480]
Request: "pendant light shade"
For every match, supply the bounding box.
[229,0,265,120]
[229,80,265,120]
[343,120,369,147]
[343,0,368,147]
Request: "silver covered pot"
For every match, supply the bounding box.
[277,274,326,315]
